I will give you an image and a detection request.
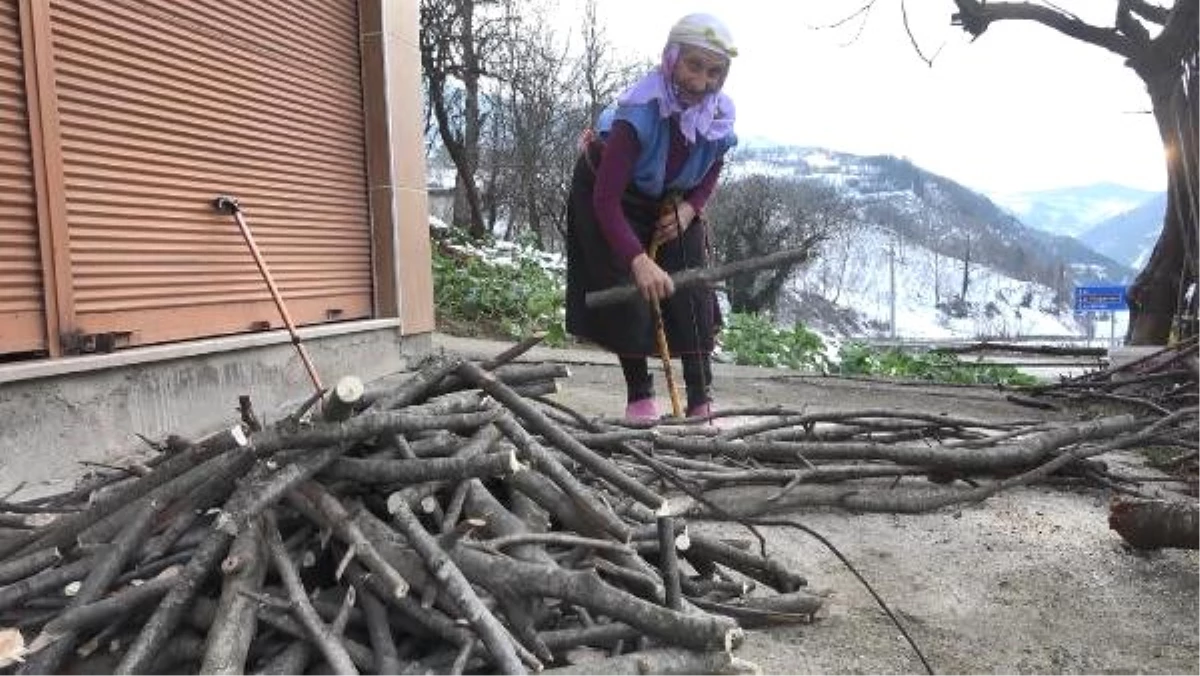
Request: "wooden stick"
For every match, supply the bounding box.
[199,517,268,674]
[288,482,411,599]
[0,548,61,586]
[390,500,528,675]
[657,514,683,611]
[322,450,520,485]
[585,240,821,308]
[20,499,161,674]
[262,509,358,675]
[455,361,664,509]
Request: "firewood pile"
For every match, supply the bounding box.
[0,342,805,675]
[1,336,1196,674]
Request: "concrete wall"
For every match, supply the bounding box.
[0,321,431,495]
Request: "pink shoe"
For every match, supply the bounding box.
[687,401,713,419]
[624,398,659,421]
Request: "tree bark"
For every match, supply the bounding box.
[1109,497,1199,549]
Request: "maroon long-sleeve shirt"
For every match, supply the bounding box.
[592,118,723,268]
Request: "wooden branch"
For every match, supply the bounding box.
[323,450,520,485]
[0,548,61,586]
[199,517,267,675]
[449,544,742,652]
[33,567,179,639]
[456,361,665,509]
[541,646,758,675]
[20,499,160,674]
[288,482,411,599]
[689,590,827,628]
[262,509,358,675]
[585,241,821,308]
[951,0,1137,58]
[390,500,528,675]
[114,528,233,674]
[657,515,683,611]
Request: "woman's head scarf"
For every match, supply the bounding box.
[616,13,737,144]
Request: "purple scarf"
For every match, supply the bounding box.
[616,44,736,145]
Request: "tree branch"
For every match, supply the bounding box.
[952,0,1138,58]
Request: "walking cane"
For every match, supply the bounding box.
[650,199,685,418]
[213,196,325,398]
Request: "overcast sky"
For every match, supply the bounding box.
[569,0,1167,195]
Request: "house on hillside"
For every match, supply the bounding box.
[0,0,434,486]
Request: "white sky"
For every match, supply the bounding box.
[568,0,1168,195]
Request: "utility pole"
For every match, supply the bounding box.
[888,239,897,339]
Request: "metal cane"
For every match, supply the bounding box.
[213,195,325,398]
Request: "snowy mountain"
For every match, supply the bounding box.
[989,183,1161,238]
[1080,193,1167,270]
[721,146,1136,340]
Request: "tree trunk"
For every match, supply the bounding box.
[1127,62,1198,344]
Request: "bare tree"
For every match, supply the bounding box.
[950,0,1198,345]
[420,0,514,239]
[708,176,852,312]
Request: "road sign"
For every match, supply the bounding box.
[1074,285,1126,312]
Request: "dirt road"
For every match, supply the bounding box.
[437,334,1200,675]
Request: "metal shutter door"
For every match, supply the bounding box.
[0,0,46,354]
[51,0,372,347]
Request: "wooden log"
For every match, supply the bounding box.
[391,500,528,675]
[113,528,233,674]
[538,621,641,654]
[286,482,412,599]
[480,332,548,370]
[0,548,61,586]
[0,555,95,613]
[19,499,161,674]
[449,544,742,652]
[1109,497,1199,550]
[689,590,827,627]
[351,580,403,675]
[1,439,245,560]
[247,407,503,456]
[200,517,268,674]
[656,414,1142,471]
[367,356,461,412]
[455,361,664,509]
[32,566,180,638]
[542,647,761,675]
[322,450,520,485]
[685,534,806,593]
[584,241,820,308]
[214,445,353,537]
[657,515,683,611]
[495,415,633,542]
[321,375,366,422]
[261,509,358,675]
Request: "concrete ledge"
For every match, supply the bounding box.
[0,323,433,494]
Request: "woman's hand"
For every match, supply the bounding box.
[630,253,674,303]
[653,200,697,246]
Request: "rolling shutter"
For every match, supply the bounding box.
[51,0,372,347]
[0,0,46,354]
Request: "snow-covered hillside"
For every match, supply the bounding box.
[781,226,1084,341]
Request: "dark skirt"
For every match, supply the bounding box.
[564,141,720,357]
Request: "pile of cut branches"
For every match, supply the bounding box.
[0,341,811,675]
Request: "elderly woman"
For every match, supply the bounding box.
[565,12,738,420]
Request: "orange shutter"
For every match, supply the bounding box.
[51,0,372,347]
[0,0,46,354]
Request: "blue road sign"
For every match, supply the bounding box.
[1074,285,1126,312]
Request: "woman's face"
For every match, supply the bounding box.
[671,45,729,106]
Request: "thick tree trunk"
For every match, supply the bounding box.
[1127,67,1198,344]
